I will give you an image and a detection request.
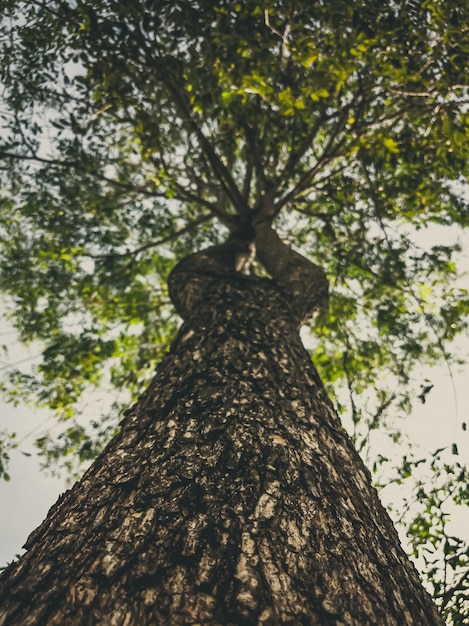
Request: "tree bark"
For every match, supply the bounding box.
[0,231,443,625]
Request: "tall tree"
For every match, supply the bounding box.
[0,0,468,622]
[0,224,445,624]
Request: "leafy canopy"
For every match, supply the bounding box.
[0,0,469,619]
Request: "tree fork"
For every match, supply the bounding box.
[0,232,443,625]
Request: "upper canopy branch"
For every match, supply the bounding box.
[162,72,250,222]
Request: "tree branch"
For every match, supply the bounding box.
[163,74,250,218]
[278,110,330,188]
[89,213,212,261]
[0,147,231,225]
[439,553,469,610]
[125,213,213,258]
[274,101,356,214]
[242,154,254,201]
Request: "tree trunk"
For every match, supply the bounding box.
[0,233,443,625]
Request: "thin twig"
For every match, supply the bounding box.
[127,213,212,257]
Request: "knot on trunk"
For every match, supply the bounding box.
[168,224,328,326]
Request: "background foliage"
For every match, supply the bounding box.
[0,0,468,621]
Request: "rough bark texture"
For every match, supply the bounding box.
[0,228,443,625]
